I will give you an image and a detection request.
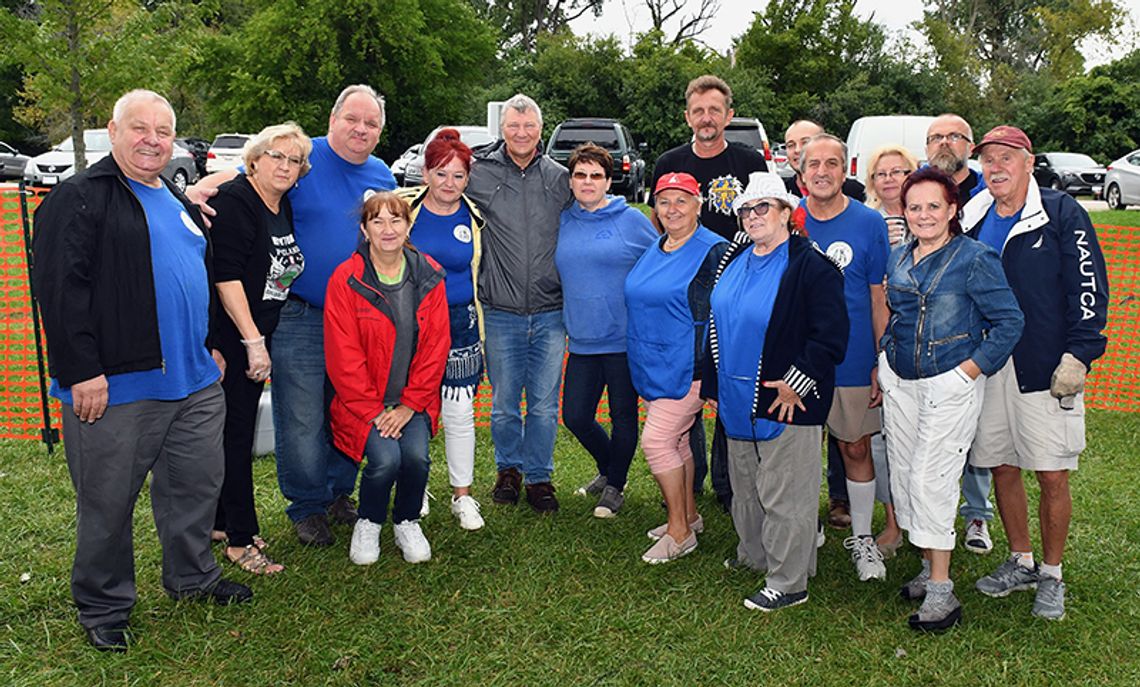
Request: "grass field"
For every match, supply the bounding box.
[1,411,1139,686]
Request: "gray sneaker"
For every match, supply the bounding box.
[576,474,607,496]
[1032,576,1066,620]
[593,485,624,518]
[908,580,961,632]
[900,566,931,601]
[976,557,1039,598]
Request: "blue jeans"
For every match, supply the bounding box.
[562,352,639,492]
[272,298,359,522]
[960,464,994,521]
[358,412,431,524]
[483,307,566,483]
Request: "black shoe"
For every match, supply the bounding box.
[203,578,254,606]
[491,467,522,505]
[327,494,359,525]
[295,513,334,546]
[525,482,559,513]
[85,623,129,652]
[716,493,732,513]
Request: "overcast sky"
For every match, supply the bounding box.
[571,0,1140,67]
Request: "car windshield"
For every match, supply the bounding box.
[212,135,249,149]
[724,128,763,149]
[58,131,111,152]
[1049,153,1098,167]
[552,127,620,152]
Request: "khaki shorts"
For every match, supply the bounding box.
[970,360,1083,472]
[826,386,882,442]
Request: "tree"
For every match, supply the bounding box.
[644,0,719,45]
[469,0,603,52]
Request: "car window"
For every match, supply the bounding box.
[1128,154,1140,166]
[724,127,763,149]
[211,135,249,149]
[552,127,621,152]
[0,142,13,155]
[59,131,111,152]
[1048,153,1098,167]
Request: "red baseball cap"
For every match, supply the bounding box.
[975,125,1034,154]
[654,171,701,197]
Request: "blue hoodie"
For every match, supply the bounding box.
[556,196,657,355]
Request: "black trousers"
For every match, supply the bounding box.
[214,333,268,547]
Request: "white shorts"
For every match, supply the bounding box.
[878,353,984,551]
[970,359,1083,472]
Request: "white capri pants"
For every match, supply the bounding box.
[878,353,985,550]
[440,386,476,488]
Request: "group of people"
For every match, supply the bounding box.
[31,73,1107,651]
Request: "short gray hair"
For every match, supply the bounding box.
[331,84,386,130]
[112,89,176,131]
[801,133,848,166]
[499,93,543,131]
[243,121,314,177]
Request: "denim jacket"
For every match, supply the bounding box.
[880,234,1024,380]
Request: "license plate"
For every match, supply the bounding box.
[43,175,58,185]
[1092,185,1102,197]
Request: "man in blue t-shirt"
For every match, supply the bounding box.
[800,134,891,582]
[32,91,252,653]
[189,85,396,547]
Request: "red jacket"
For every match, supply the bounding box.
[324,246,450,461]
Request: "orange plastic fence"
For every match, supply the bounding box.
[2,185,1137,443]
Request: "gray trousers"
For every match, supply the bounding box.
[727,425,821,594]
[63,382,225,629]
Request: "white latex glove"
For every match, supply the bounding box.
[1049,352,1086,399]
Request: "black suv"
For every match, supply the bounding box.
[1033,152,1106,196]
[547,118,647,201]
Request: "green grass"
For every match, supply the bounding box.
[1089,209,1140,227]
[2,413,1139,686]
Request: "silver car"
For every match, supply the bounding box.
[1105,148,1140,210]
[403,126,496,187]
[0,141,30,180]
[23,129,198,191]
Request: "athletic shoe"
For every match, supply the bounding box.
[844,535,887,581]
[647,515,703,541]
[964,519,993,554]
[420,489,432,518]
[641,531,697,564]
[1032,576,1066,620]
[816,521,826,549]
[491,467,522,505]
[908,580,961,632]
[295,513,334,547]
[575,474,607,496]
[327,494,359,525]
[743,587,808,612]
[450,494,484,531]
[349,518,381,565]
[827,498,851,529]
[392,520,432,563]
[525,482,560,513]
[593,485,624,518]
[976,557,1039,598]
[900,566,931,601]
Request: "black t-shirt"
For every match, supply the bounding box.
[957,168,981,208]
[784,174,867,203]
[650,142,768,240]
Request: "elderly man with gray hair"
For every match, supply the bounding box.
[33,90,253,652]
[467,93,571,512]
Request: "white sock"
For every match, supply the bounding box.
[1012,551,1035,570]
[920,559,931,575]
[846,478,876,538]
[1040,562,1062,580]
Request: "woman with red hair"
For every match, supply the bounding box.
[397,129,488,530]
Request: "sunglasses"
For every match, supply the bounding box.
[572,171,607,181]
[737,201,773,218]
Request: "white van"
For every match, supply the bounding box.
[845,115,936,180]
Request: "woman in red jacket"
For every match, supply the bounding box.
[324,192,450,565]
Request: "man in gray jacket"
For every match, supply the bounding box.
[467,93,571,512]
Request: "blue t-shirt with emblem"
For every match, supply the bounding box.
[285,136,395,307]
[51,179,219,405]
[801,198,889,387]
[410,203,474,305]
[977,204,1022,255]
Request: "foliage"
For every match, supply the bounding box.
[469,0,603,52]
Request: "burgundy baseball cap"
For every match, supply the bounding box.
[975,125,1033,154]
[654,171,701,197]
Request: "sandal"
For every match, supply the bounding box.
[226,545,284,575]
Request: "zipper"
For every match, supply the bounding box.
[914,296,926,375]
[927,332,969,356]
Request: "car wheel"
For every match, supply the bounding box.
[172,169,189,193]
[1106,184,1126,210]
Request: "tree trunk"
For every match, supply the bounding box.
[67,9,85,173]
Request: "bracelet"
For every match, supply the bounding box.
[240,336,266,346]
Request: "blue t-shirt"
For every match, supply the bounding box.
[51,180,219,405]
[556,197,657,355]
[410,203,474,306]
[286,137,395,307]
[710,243,789,441]
[801,199,889,387]
[977,204,1022,255]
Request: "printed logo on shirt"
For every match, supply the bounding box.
[180,210,203,237]
[824,240,853,272]
[453,224,473,243]
[594,228,613,240]
[706,175,743,216]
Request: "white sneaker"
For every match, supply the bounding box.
[844,535,887,581]
[392,520,432,563]
[420,489,432,518]
[450,494,485,531]
[349,518,381,565]
[964,519,993,554]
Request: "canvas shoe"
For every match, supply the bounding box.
[575,474,607,496]
[647,515,703,541]
[641,531,698,564]
[844,535,887,581]
[743,587,808,612]
[908,580,961,632]
[976,557,1039,598]
[349,518,381,565]
[392,520,432,563]
[450,494,485,531]
[964,519,993,554]
[1032,576,1066,620]
[593,485,624,518]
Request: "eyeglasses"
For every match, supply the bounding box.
[737,201,772,218]
[263,150,304,167]
[572,171,606,181]
[873,168,912,181]
[926,133,971,145]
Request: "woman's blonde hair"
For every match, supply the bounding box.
[243,121,313,177]
[864,145,919,209]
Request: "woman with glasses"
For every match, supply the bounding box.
[555,143,656,518]
[210,122,312,575]
[702,172,848,611]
